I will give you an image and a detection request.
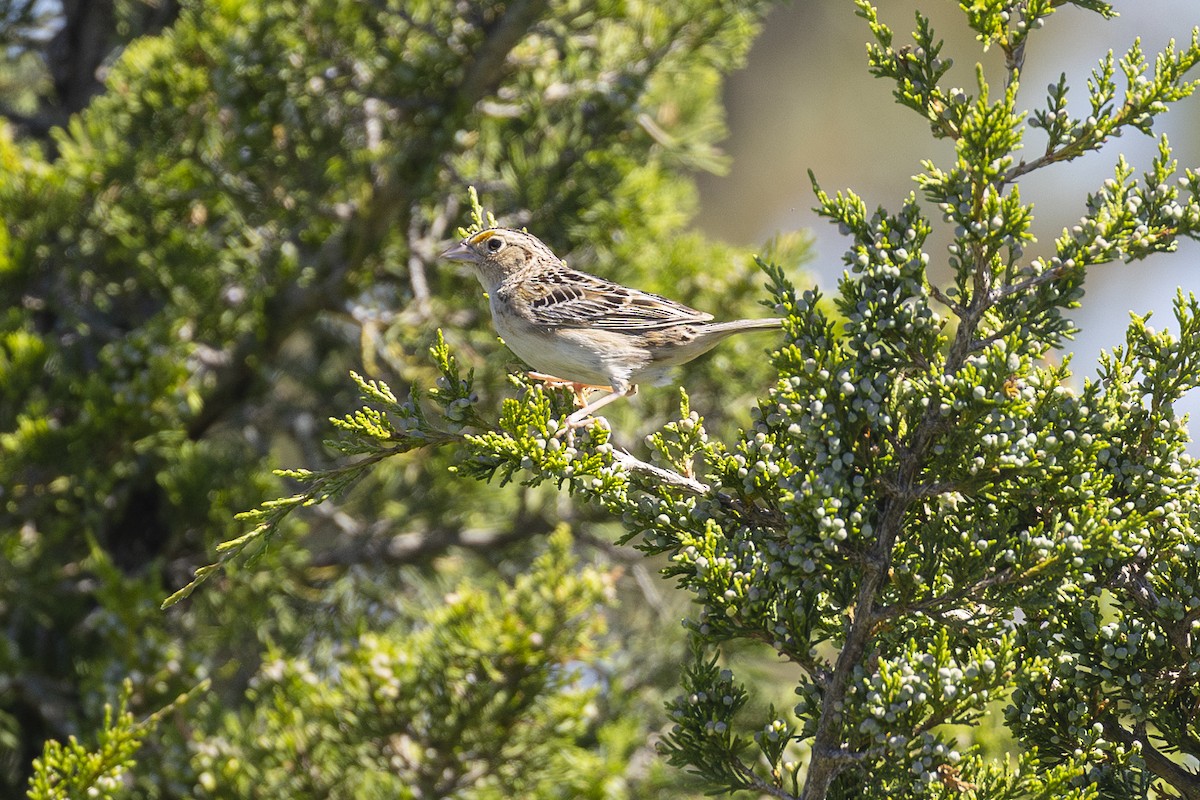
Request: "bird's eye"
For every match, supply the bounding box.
[487,237,504,252]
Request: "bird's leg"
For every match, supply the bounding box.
[564,385,638,428]
[526,371,608,408]
[526,371,572,387]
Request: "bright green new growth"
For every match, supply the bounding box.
[25,688,145,800]
[26,682,203,800]
[213,3,1200,799]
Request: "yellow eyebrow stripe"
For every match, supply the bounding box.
[467,231,496,246]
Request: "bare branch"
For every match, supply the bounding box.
[995,263,1070,300]
[875,567,1017,624]
[458,0,551,110]
[1108,562,1193,661]
[1102,719,1200,800]
[734,760,801,800]
[611,448,710,495]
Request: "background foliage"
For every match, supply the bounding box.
[4,1,1200,799]
[1,0,784,796]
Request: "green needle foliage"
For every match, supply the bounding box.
[26,681,204,800]
[214,3,1200,799]
[190,529,619,800]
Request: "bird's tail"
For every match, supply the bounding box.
[703,317,784,335]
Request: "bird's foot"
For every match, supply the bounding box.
[526,371,608,408]
[549,385,636,440]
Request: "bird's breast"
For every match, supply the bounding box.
[489,302,647,390]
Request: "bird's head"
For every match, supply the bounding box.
[441,228,559,289]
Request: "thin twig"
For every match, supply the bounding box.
[611,448,710,494]
[734,761,800,800]
[875,567,1017,623]
[995,263,1068,300]
[407,213,433,318]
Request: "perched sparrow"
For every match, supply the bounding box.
[441,227,781,425]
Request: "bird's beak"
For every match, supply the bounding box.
[440,240,477,263]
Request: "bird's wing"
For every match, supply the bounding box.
[511,268,713,331]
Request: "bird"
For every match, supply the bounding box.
[440,227,782,427]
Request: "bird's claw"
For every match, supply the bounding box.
[526,371,606,409]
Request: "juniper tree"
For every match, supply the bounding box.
[180,2,1200,798]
